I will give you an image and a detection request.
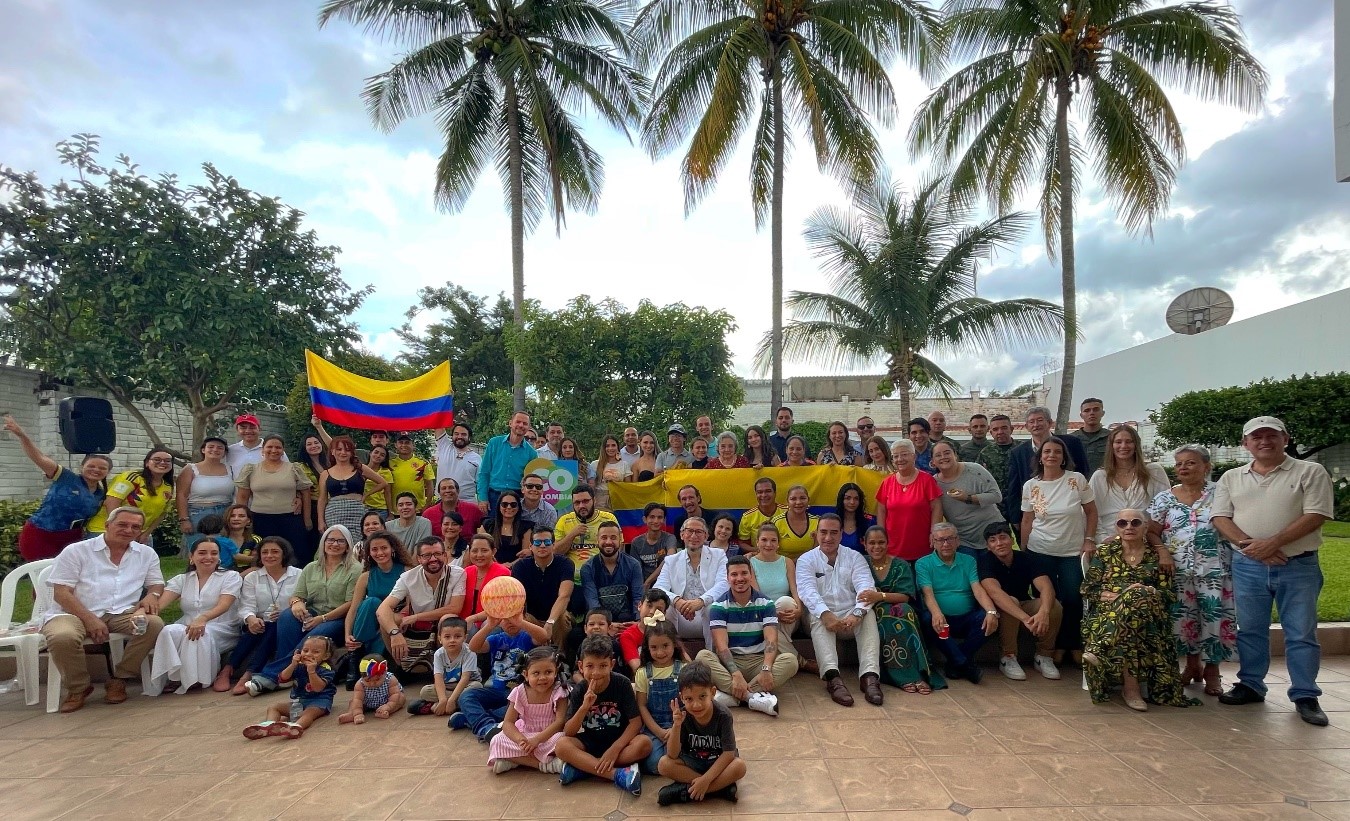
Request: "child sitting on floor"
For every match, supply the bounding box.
[619,589,675,673]
[242,635,335,740]
[657,660,746,806]
[407,616,479,718]
[635,618,686,775]
[571,608,623,685]
[457,613,551,740]
[554,634,651,795]
[488,647,569,774]
[339,655,405,723]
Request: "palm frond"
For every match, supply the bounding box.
[361,36,474,130]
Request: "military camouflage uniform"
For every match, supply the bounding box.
[1071,428,1110,476]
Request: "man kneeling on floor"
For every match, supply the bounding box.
[696,556,798,717]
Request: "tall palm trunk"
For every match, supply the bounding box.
[1053,78,1076,434]
[769,61,785,414]
[505,77,527,412]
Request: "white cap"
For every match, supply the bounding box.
[1242,416,1287,437]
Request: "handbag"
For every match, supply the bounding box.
[396,570,453,675]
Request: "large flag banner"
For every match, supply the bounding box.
[306,350,454,430]
[526,458,578,515]
[609,466,885,543]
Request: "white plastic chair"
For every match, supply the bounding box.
[36,563,151,712]
[0,558,55,705]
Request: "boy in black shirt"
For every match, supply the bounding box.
[658,660,746,805]
[555,634,651,795]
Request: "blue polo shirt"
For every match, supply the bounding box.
[30,467,106,532]
[477,434,539,498]
[915,551,979,616]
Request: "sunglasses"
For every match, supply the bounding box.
[1116,518,1144,528]
[523,484,544,490]
[532,539,554,547]
[500,502,519,508]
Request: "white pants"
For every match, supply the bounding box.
[807,608,880,678]
[672,606,710,644]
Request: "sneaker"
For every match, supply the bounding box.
[242,721,275,740]
[999,656,1027,681]
[613,763,642,796]
[713,691,740,709]
[558,763,586,786]
[746,692,779,717]
[1295,698,1330,727]
[492,759,518,774]
[711,783,739,803]
[447,712,468,730]
[406,699,435,716]
[541,757,565,774]
[280,722,305,739]
[1033,654,1061,680]
[658,782,692,806]
[482,724,503,744]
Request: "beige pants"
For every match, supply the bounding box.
[695,648,799,695]
[525,612,572,648]
[41,612,164,698]
[999,599,1063,657]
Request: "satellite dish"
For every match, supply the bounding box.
[1166,287,1234,335]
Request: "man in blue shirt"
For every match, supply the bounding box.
[476,411,539,515]
[581,521,645,625]
[916,523,1000,684]
[908,418,937,475]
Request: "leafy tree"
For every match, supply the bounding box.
[635,0,941,415]
[0,135,369,456]
[757,172,1063,421]
[318,0,648,413]
[508,296,744,446]
[398,283,518,432]
[910,0,1267,432]
[1151,373,1350,460]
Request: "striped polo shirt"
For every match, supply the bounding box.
[708,588,779,655]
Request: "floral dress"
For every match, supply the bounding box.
[1081,540,1196,707]
[1147,482,1235,664]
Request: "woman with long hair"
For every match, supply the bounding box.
[772,485,818,560]
[742,425,779,468]
[631,431,660,482]
[835,483,875,553]
[317,435,388,536]
[3,414,110,560]
[222,504,264,570]
[559,438,588,483]
[816,421,857,466]
[148,537,242,695]
[590,435,631,509]
[343,530,413,681]
[176,436,234,551]
[1088,426,1169,545]
[860,436,894,473]
[483,490,535,565]
[295,432,331,558]
[86,447,176,541]
[362,444,396,519]
[235,435,313,564]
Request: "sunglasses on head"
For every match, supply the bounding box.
[1116,518,1144,528]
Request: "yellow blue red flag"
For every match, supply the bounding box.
[305,350,454,430]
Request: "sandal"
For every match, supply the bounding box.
[901,682,920,694]
[914,680,933,695]
[1202,666,1223,697]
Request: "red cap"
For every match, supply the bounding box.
[234,414,261,427]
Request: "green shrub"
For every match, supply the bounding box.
[1335,476,1350,523]
[0,499,41,574]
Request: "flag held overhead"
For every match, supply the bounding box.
[306,350,454,431]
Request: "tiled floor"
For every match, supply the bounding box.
[3,658,1350,820]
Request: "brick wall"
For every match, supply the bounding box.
[0,365,287,501]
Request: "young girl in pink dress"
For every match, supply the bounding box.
[488,647,569,774]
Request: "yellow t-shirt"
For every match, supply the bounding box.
[772,513,818,560]
[388,456,431,507]
[85,470,174,534]
[737,506,784,545]
[363,468,395,511]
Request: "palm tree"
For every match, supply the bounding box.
[635,0,941,414]
[319,0,647,412]
[756,172,1064,420]
[910,0,1266,431]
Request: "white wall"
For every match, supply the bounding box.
[1337,0,1350,181]
[1044,288,1350,427]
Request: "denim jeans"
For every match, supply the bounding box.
[920,606,989,669]
[460,685,511,739]
[256,609,347,684]
[1035,554,1084,651]
[1232,551,1323,701]
[229,621,279,673]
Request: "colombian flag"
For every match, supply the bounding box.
[306,350,454,430]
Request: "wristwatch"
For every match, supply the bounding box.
[986,610,998,617]
[760,664,772,673]
[387,627,401,636]
[851,608,865,618]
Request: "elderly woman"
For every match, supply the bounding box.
[1148,445,1235,696]
[931,441,1005,556]
[148,537,243,694]
[706,431,751,469]
[875,439,943,562]
[227,536,301,695]
[816,421,857,466]
[3,414,110,560]
[243,524,361,695]
[1088,426,1170,547]
[1082,510,1197,711]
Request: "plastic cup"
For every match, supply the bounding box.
[937,625,950,640]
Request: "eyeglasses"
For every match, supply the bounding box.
[500,502,519,508]
[148,457,172,465]
[683,528,707,535]
[1116,518,1144,528]
[418,551,446,560]
[934,536,959,543]
[532,539,554,547]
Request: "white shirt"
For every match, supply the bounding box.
[619,446,641,467]
[165,570,243,631]
[226,440,287,475]
[654,546,728,607]
[1088,463,1170,543]
[238,565,301,621]
[435,434,482,502]
[389,565,467,613]
[44,535,165,624]
[536,444,558,461]
[1021,471,1095,556]
[795,546,875,619]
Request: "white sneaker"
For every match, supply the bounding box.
[713,691,740,709]
[492,759,518,774]
[1034,654,1062,680]
[999,656,1027,681]
[541,757,564,774]
[746,692,778,716]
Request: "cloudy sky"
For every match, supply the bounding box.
[2,0,1343,394]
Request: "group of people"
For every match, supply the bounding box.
[5,398,1337,800]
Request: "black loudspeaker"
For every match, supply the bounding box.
[58,397,116,454]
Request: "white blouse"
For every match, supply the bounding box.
[165,570,243,630]
[237,566,301,622]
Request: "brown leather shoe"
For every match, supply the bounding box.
[860,673,884,706]
[104,678,128,704]
[825,676,854,707]
[60,686,95,714]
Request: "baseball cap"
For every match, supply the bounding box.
[1242,416,1287,436]
[395,431,414,441]
[234,414,260,427]
[668,424,686,436]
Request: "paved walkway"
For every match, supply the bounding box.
[2,658,1350,820]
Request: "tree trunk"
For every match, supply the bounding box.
[1053,79,1077,435]
[505,78,527,413]
[898,371,912,424]
[769,61,785,415]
